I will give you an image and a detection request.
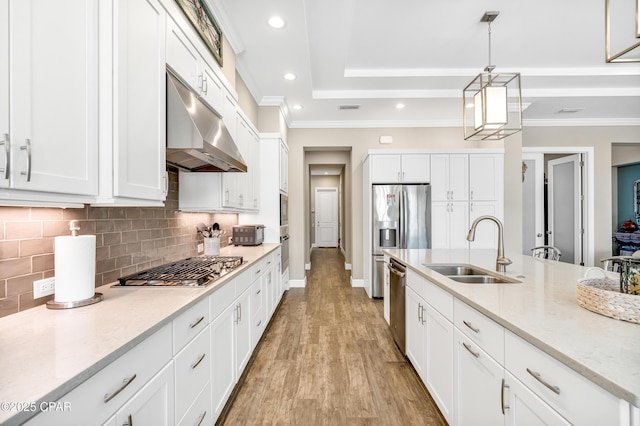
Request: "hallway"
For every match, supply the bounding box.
[222,248,446,425]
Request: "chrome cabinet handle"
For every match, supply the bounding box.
[501,379,510,414]
[417,303,423,322]
[238,303,242,322]
[421,306,426,324]
[470,190,474,200]
[462,342,480,358]
[234,305,239,324]
[189,315,205,329]
[470,202,474,212]
[256,319,262,327]
[397,172,401,181]
[402,171,405,181]
[104,374,137,403]
[191,353,206,369]
[124,413,133,426]
[0,133,9,179]
[526,368,560,395]
[463,320,480,333]
[256,289,261,295]
[196,411,207,426]
[202,75,208,94]
[20,138,31,182]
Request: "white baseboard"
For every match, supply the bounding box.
[350,277,364,288]
[305,263,311,270]
[344,263,352,271]
[289,277,307,288]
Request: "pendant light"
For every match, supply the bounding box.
[463,11,522,141]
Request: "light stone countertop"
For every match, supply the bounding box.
[0,243,280,426]
[383,248,640,408]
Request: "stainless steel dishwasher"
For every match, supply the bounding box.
[387,258,407,353]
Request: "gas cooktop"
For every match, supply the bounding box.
[114,255,244,287]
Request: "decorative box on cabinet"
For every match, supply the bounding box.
[1,0,99,205]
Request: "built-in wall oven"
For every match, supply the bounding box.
[280,194,289,272]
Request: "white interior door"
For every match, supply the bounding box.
[522,153,544,254]
[315,187,339,247]
[548,154,583,265]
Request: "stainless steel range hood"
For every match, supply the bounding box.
[166,70,247,172]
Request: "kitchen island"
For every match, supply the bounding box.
[0,243,281,426]
[384,248,640,423]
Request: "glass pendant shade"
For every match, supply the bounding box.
[464,72,522,140]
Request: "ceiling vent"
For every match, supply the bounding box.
[558,108,585,113]
[339,104,360,110]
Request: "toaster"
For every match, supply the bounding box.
[232,225,265,246]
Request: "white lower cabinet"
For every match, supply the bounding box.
[425,305,454,424]
[210,300,237,420]
[405,286,427,381]
[174,327,210,423]
[405,271,454,424]
[26,324,173,426]
[403,280,632,426]
[453,328,504,426]
[504,371,570,426]
[115,362,175,426]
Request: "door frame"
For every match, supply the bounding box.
[522,152,545,253]
[314,187,339,247]
[522,147,594,266]
[548,154,584,265]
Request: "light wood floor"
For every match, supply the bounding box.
[221,248,446,425]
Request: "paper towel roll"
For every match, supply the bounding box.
[54,235,96,302]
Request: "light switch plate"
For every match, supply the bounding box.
[33,277,55,299]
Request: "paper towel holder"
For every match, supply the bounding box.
[46,220,104,310]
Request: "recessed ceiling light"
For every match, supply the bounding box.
[268,16,286,29]
[396,103,405,109]
[292,104,303,110]
[284,73,296,80]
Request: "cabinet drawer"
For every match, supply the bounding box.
[251,277,263,315]
[454,299,504,364]
[175,327,211,422]
[177,381,212,426]
[235,268,253,297]
[406,269,426,298]
[173,297,209,354]
[27,323,172,426]
[423,277,453,321]
[250,258,266,282]
[505,330,628,425]
[210,278,236,321]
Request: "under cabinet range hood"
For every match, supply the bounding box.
[166,70,247,172]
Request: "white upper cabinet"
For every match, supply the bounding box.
[165,16,223,115]
[469,153,503,201]
[280,139,289,194]
[371,154,430,183]
[104,0,167,203]
[431,154,468,201]
[2,0,99,202]
[0,0,8,189]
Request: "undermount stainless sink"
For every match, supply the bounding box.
[423,263,520,284]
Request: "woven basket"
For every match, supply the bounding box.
[577,268,640,324]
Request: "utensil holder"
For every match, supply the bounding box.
[204,237,220,256]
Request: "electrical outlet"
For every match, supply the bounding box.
[197,243,204,253]
[228,236,233,245]
[33,277,55,299]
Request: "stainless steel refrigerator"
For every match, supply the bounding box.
[372,184,431,297]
